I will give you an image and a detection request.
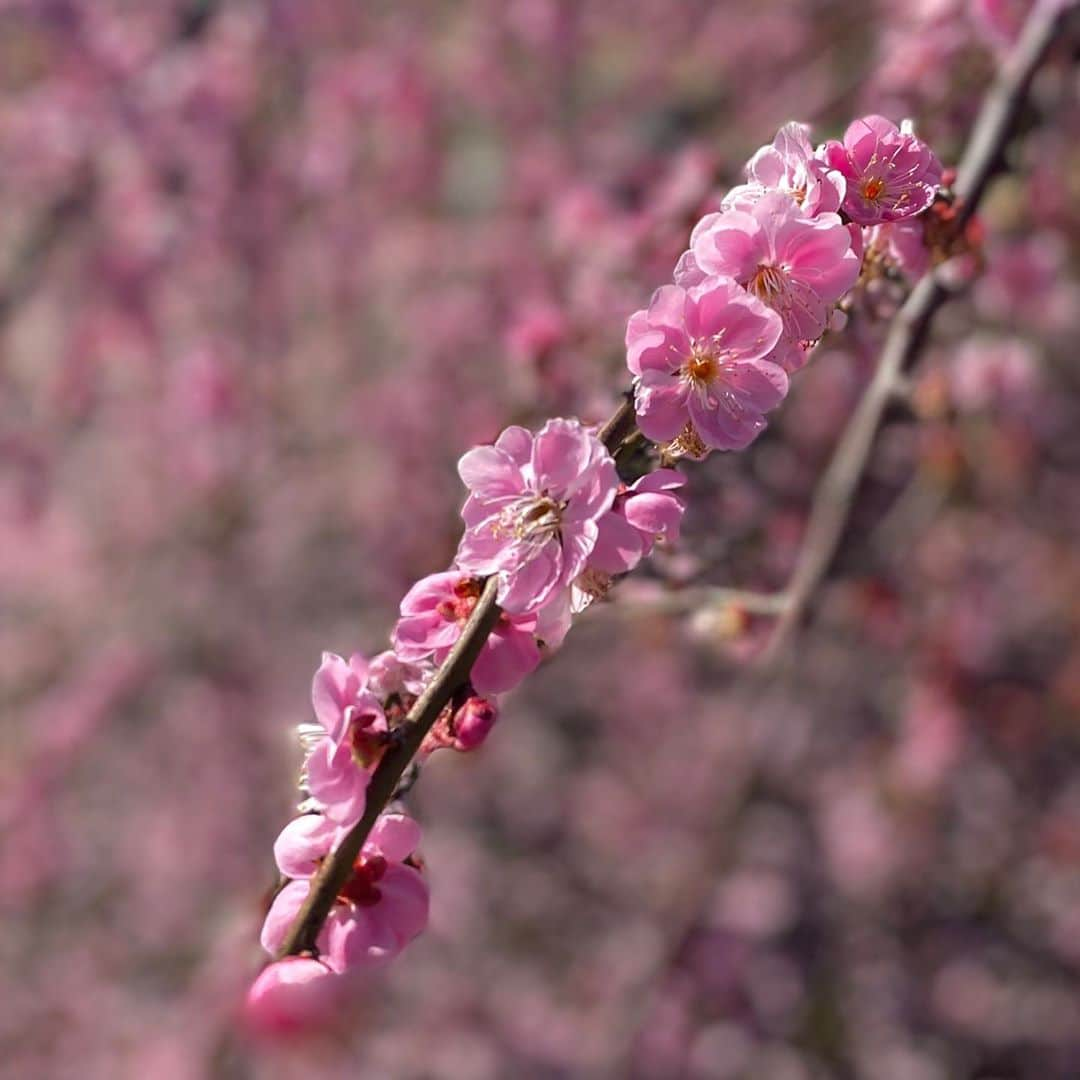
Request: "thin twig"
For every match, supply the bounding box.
[277,576,502,957]
[607,586,790,618]
[762,0,1075,663]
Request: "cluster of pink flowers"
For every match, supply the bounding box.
[247,419,688,1036]
[629,118,942,457]
[246,114,943,1037]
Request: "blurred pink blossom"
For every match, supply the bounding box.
[243,958,341,1042]
[948,337,1042,415]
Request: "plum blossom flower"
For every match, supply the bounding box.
[683,192,861,369]
[723,122,845,217]
[262,811,429,973]
[455,419,619,614]
[821,115,942,225]
[366,648,430,700]
[948,337,1042,416]
[243,957,342,1041]
[865,218,932,280]
[393,572,542,694]
[303,652,388,828]
[626,276,786,454]
[611,469,687,558]
[573,470,688,606]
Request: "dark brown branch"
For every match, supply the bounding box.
[597,392,637,451]
[762,0,1075,662]
[277,576,502,957]
[277,397,640,958]
[950,0,1076,229]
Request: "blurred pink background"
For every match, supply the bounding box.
[2,2,1078,1077]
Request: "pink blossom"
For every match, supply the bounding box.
[723,122,845,217]
[393,572,541,694]
[577,470,688,604]
[273,810,422,878]
[866,218,932,279]
[272,812,343,879]
[367,649,431,700]
[262,811,429,972]
[615,470,688,556]
[821,115,942,225]
[243,957,341,1041]
[969,0,1032,49]
[948,337,1042,415]
[451,696,499,750]
[455,419,619,614]
[304,652,388,828]
[626,277,786,453]
[684,193,860,369]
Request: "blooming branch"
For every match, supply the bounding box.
[271,397,645,965]
[241,7,1080,1034]
[273,575,502,960]
[763,0,1077,659]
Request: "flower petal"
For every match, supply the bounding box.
[367,812,421,863]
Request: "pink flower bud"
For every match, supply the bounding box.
[242,958,340,1041]
[451,696,499,751]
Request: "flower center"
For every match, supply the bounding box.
[506,494,564,542]
[436,577,482,623]
[574,566,613,608]
[861,176,886,202]
[348,707,386,767]
[338,852,387,907]
[750,263,786,301]
[685,347,718,385]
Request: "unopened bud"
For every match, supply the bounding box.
[451,696,499,751]
[243,958,341,1042]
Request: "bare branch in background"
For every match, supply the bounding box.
[759,0,1076,661]
[604,5,1078,1067]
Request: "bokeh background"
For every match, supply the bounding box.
[2,2,1079,1077]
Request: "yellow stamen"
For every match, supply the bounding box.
[686,350,718,384]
